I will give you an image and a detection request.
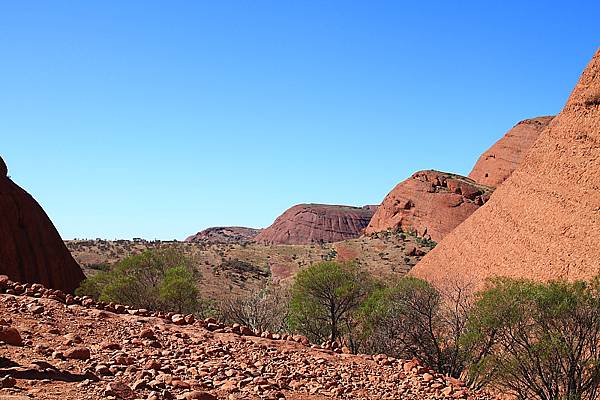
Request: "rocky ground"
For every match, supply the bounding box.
[0,277,494,400]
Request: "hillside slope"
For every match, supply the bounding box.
[365,171,493,242]
[411,48,600,289]
[468,116,554,186]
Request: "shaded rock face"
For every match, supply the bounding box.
[255,204,377,245]
[185,227,261,244]
[411,49,600,289]
[365,171,493,242]
[469,116,554,187]
[0,156,85,293]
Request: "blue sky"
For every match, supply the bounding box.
[1,1,598,240]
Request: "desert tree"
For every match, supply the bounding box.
[288,261,372,344]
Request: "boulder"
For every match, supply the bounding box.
[0,326,23,346]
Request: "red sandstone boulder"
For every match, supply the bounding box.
[185,226,261,244]
[64,346,91,360]
[412,49,600,290]
[0,156,85,293]
[255,204,377,245]
[0,326,23,346]
[365,171,493,242]
[469,116,554,187]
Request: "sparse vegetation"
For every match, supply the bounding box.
[219,286,289,333]
[359,276,471,378]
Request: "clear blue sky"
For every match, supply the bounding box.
[1,1,598,240]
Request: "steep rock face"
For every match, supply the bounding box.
[0,156,85,293]
[365,171,493,242]
[411,49,600,289]
[255,204,376,245]
[469,116,554,187]
[185,227,261,244]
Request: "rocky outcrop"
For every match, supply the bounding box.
[365,171,493,242]
[185,227,261,244]
[0,156,85,293]
[411,48,600,289]
[255,204,377,245]
[469,116,554,187]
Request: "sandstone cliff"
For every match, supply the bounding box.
[411,48,600,289]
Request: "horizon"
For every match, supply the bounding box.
[2,1,599,240]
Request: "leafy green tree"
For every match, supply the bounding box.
[464,277,600,400]
[159,266,200,314]
[288,261,371,344]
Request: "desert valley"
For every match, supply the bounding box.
[2,5,600,400]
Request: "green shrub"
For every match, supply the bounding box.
[464,277,600,399]
[76,248,207,315]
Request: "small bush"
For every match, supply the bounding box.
[359,277,470,378]
[219,286,289,333]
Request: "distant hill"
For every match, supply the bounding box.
[255,203,377,245]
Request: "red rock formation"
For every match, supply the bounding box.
[255,204,376,245]
[365,171,493,242]
[469,116,554,187]
[411,48,600,289]
[185,227,261,244]
[0,156,85,293]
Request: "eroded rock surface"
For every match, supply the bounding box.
[185,227,261,244]
[365,171,493,242]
